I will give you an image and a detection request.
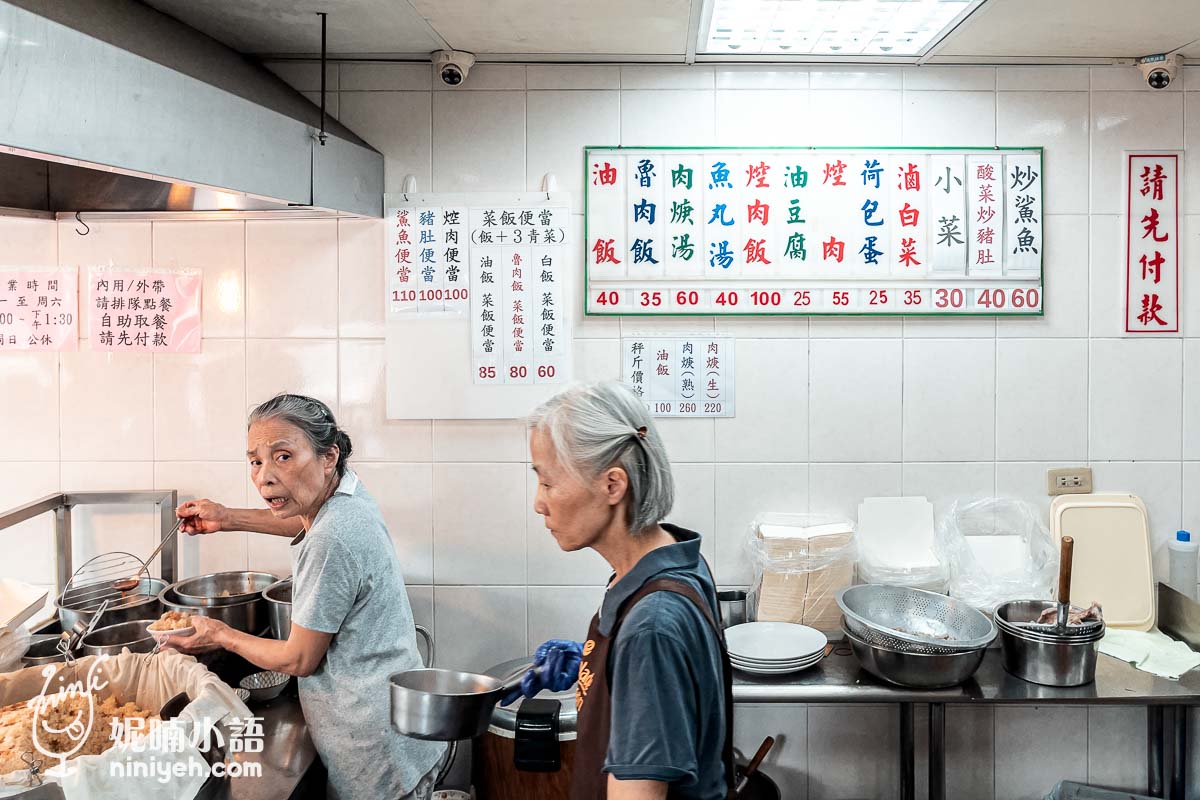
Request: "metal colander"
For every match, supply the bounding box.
[837,585,996,654]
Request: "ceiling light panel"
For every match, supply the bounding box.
[703,0,974,57]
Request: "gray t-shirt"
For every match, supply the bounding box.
[290,470,444,799]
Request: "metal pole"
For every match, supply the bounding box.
[1149,705,1165,797]
[54,501,71,598]
[316,12,328,147]
[158,490,178,585]
[900,702,914,800]
[1171,705,1187,800]
[929,703,945,800]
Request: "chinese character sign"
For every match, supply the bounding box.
[469,205,568,385]
[586,147,1044,317]
[1125,153,1180,334]
[388,206,470,316]
[87,267,201,352]
[0,268,78,351]
[622,335,735,417]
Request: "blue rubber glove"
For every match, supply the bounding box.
[499,639,583,706]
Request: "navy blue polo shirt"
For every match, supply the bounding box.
[600,523,726,799]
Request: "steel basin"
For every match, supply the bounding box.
[160,584,266,634]
[56,577,165,633]
[844,628,986,689]
[263,578,292,640]
[390,667,526,741]
[172,571,279,607]
[80,620,158,657]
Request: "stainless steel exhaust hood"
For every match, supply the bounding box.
[0,0,383,217]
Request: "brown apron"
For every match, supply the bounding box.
[569,577,735,800]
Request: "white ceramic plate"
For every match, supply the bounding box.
[732,655,825,675]
[730,656,823,671]
[726,622,828,661]
[147,622,194,637]
[729,650,826,665]
[730,649,825,666]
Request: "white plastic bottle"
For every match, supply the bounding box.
[1167,530,1198,601]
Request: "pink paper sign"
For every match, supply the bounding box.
[87,267,202,352]
[0,268,79,351]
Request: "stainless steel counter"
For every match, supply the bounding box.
[733,647,1200,705]
[204,694,319,800]
[733,639,1199,800]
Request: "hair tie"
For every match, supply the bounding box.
[635,426,647,440]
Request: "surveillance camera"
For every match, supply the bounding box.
[1137,53,1181,90]
[432,50,476,87]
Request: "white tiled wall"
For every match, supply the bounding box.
[4,62,1199,798]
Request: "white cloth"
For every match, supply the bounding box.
[1099,628,1200,680]
[0,650,250,800]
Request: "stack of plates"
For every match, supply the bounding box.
[726,622,828,675]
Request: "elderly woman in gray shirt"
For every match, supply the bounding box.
[165,393,444,800]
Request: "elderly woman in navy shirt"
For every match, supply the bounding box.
[505,381,734,800]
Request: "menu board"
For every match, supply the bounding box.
[384,193,571,422]
[585,147,1044,316]
[621,335,735,417]
[0,268,78,351]
[386,196,569,391]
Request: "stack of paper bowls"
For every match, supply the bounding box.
[725,621,828,675]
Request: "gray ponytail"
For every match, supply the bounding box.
[528,381,674,534]
[249,394,353,477]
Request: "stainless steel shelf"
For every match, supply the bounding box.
[0,490,179,626]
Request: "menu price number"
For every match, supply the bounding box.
[826,289,855,310]
[476,363,558,383]
[393,288,469,303]
[972,287,1041,311]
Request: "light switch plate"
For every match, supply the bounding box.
[1047,466,1093,496]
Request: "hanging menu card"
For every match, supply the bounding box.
[621,335,735,417]
[386,200,569,385]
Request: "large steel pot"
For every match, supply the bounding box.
[172,571,278,607]
[995,600,1103,687]
[80,620,157,656]
[56,577,166,633]
[263,578,292,640]
[390,665,528,741]
[160,585,266,634]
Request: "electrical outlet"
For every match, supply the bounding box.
[1047,467,1093,496]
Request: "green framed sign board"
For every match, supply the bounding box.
[583,146,1044,317]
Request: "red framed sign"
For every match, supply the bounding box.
[1124,152,1180,334]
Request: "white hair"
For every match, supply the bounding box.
[528,381,674,534]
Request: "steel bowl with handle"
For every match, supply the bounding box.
[172,571,279,607]
[80,620,158,657]
[160,585,266,634]
[390,664,530,741]
[262,577,292,640]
